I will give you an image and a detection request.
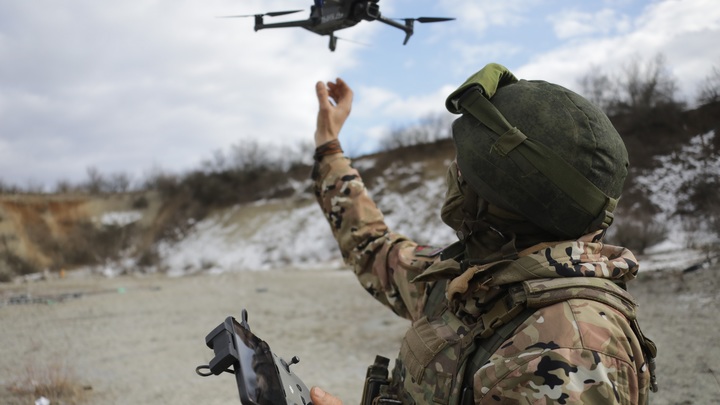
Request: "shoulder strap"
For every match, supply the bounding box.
[460,307,536,405]
[423,279,449,319]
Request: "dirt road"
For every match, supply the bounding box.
[0,266,718,404]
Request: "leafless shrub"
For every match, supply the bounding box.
[82,167,133,194]
[54,179,76,194]
[606,211,668,255]
[107,173,132,193]
[379,112,454,151]
[578,53,685,117]
[680,217,706,250]
[0,236,40,281]
[579,54,689,171]
[578,64,615,112]
[0,179,24,194]
[132,195,149,209]
[142,166,181,197]
[613,54,681,113]
[228,139,274,173]
[191,139,312,205]
[697,64,720,105]
[202,139,312,174]
[84,166,105,194]
[23,180,46,194]
[201,148,229,173]
[137,248,161,268]
[676,173,720,242]
[4,358,90,404]
[0,251,40,282]
[62,222,135,266]
[282,140,314,170]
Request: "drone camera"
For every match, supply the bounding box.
[366,2,380,19]
[354,1,380,21]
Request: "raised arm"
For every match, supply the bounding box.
[311,79,435,321]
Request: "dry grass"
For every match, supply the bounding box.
[3,358,90,405]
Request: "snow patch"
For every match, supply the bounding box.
[97,211,143,226]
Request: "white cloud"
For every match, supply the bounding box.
[450,42,525,76]
[0,0,359,186]
[548,9,632,39]
[437,0,542,34]
[343,84,456,154]
[354,85,455,120]
[515,0,720,99]
[2,0,719,188]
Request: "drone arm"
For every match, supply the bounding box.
[255,19,314,32]
[376,15,414,45]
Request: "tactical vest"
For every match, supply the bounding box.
[377,268,658,405]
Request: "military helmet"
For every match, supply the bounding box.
[445,64,628,239]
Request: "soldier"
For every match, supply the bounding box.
[309,64,656,405]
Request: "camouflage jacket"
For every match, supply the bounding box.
[313,154,651,404]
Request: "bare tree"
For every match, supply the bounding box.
[380,112,454,151]
[85,166,106,194]
[578,65,615,111]
[54,179,74,193]
[229,139,273,173]
[697,65,720,104]
[108,173,132,193]
[201,148,230,173]
[577,54,684,116]
[610,53,683,115]
[141,165,179,194]
[281,140,314,170]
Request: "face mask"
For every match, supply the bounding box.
[440,161,466,231]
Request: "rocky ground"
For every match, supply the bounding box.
[0,264,718,405]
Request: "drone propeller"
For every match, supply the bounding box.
[393,17,456,23]
[218,10,303,18]
[335,36,369,47]
[381,16,456,45]
[326,33,369,52]
[415,17,455,23]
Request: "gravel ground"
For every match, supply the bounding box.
[0,265,718,405]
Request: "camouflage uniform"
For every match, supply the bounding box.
[313,153,652,404]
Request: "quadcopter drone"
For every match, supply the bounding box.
[220,0,455,51]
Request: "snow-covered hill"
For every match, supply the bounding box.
[155,131,719,276]
[155,155,457,276]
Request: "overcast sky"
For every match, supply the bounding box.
[1,0,719,189]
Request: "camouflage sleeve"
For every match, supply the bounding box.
[475,300,649,404]
[313,153,434,321]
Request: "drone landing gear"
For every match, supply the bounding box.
[329,33,337,51]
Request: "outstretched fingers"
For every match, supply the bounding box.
[327,78,353,111]
[316,81,332,109]
[313,78,353,146]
